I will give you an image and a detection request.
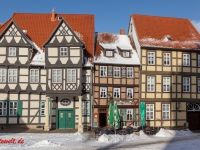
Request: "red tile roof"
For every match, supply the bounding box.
[131,14,200,50]
[0,12,94,57]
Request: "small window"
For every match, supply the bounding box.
[146,104,154,120]
[100,66,107,77]
[127,67,133,78]
[162,104,170,120]
[9,102,17,116]
[163,53,170,65]
[127,88,133,99]
[113,67,120,78]
[0,102,7,116]
[198,55,200,67]
[183,54,190,66]
[9,47,16,56]
[147,76,155,92]
[113,88,120,98]
[40,101,45,116]
[60,47,68,56]
[52,69,62,83]
[61,30,67,35]
[123,51,129,57]
[8,69,17,83]
[198,78,200,93]
[147,52,155,65]
[0,69,6,83]
[100,87,107,98]
[82,101,90,115]
[30,69,39,83]
[67,69,76,83]
[163,77,170,92]
[127,109,133,121]
[183,77,190,92]
[106,51,113,56]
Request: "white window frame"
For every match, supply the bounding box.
[123,51,129,57]
[100,87,107,98]
[127,67,133,78]
[8,69,17,83]
[183,54,190,66]
[67,69,76,83]
[40,101,45,116]
[163,77,170,92]
[183,77,190,92]
[113,88,120,98]
[106,51,113,56]
[30,69,39,83]
[147,52,155,65]
[82,101,90,115]
[113,67,120,78]
[9,101,17,116]
[52,69,62,83]
[100,66,107,77]
[0,69,6,83]
[146,104,154,120]
[198,55,200,67]
[198,78,200,93]
[162,104,170,120]
[147,76,155,92]
[127,88,133,99]
[163,53,170,66]
[9,47,16,56]
[0,101,7,116]
[60,47,68,56]
[126,109,133,121]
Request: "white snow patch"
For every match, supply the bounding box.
[30,140,61,147]
[155,128,193,137]
[31,51,45,66]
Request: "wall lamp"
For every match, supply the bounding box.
[177,102,181,110]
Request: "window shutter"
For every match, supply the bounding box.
[120,109,126,121]
[133,108,136,121]
[17,101,22,116]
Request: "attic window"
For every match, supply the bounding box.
[123,51,130,57]
[58,17,63,21]
[61,30,67,35]
[106,50,113,56]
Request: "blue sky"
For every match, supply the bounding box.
[0,0,200,33]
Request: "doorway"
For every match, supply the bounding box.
[57,109,75,129]
[187,111,200,130]
[99,113,107,127]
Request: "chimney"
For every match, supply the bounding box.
[51,8,55,21]
[120,29,125,35]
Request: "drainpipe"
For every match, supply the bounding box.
[90,66,94,128]
[138,64,142,126]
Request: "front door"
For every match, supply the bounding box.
[58,109,74,129]
[99,113,107,127]
[187,111,200,130]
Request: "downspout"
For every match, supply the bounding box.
[138,64,142,126]
[90,65,94,128]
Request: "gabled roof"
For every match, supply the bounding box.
[131,14,200,50]
[94,32,140,65]
[0,12,94,57]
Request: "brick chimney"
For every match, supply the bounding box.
[120,29,125,35]
[51,8,55,21]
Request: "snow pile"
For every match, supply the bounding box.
[139,130,149,139]
[155,128,193,137]
[30,140,61,147]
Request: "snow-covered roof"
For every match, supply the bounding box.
[100,44,115,49]
[31,51,45,66]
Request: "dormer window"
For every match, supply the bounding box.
[123,51,129,57]
[106,50,113,56]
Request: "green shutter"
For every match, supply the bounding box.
[120,109,126,121]
[133,108,136,121]
[17,101,22,116]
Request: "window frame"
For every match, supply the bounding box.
[100,87,107,98]
[113,88,120,99]
[9,101,18,116]
[0,69,6,83]
[67,69,76,83]
[105,50,113,56]
[0,101,7,116]
[163,52,171,66]
[162,104,170,120]
[100,66,107,77]
[147,52,155,65]
[126,109,133,121]
[8,47,16,56]
[8,69,17,83]
[127,88,133,99]
[198,54,200,67]
[163,77,170,92]
[146,104,154,120]
[82,101,90,116]
[113,67,120,78]
[60,47,68,56]
[183,77,190,92]
[198,78,200,93]
[183,54,190,66]
[127,67,134,78]
[52,69,62,83]
[30,69,39,83]
[122,51,130,57]
[147,76,155,92]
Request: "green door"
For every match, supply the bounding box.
[58,110,74,129]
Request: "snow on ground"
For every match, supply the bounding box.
[0,129,200,150]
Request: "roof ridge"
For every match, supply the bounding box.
[132,14,189,20]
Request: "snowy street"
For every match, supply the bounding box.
[0,129,200,150]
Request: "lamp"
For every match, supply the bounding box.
[177,102,181,109]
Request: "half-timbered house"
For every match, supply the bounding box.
[0,9,94,131]
[128,14,200,130]
[93,30,140,128]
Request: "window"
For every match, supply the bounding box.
[162,104,170,120]
[0,69,6,82]
[147,76,155,92]
[123,51,129,57]
[127,88,133,99]
[52,69,62,83]
[106,51,113,56]
[9,101,17,116]
[82,101,90,115]
[147,52,155,65]
[127,109,133,121]
[40,101,45,116]
[198,78,200,93]
[67,69,76,83]
[146,104,154,120]
[9,47,16,56]
[60,47,68,56]
[198,55,200,67]
[127,67,133,78]
[100,87,107,98]
[100,66,107,77]
[113,88,120,98]
[163,77,170,92]
[0,102,7,116]
[163,53,170,65]
[8,69,17,83]
[30,69,39,83]
[183,77,190,92]
[183,54,190,66]
[113,67,120,78]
